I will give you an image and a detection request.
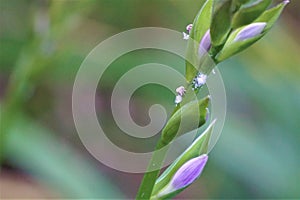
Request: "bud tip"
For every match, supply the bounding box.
[157,154,208,198]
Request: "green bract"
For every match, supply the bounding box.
[232,0,272,29]
[210,0,232,46]
[185,0,213,82]
[161,96,209,145]
[191,0,213,42]
[254,0,288,31]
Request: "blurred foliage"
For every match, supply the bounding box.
[0,0,299,199]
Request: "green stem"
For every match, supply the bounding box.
[136,139,169,200]
[136,85,202,199]
[135,81,207,199]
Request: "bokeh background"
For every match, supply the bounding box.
[1,0,300,199]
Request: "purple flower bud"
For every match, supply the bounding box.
[172,154,208,189]
[234,22,267,42]
[198,29,211,57]
[157,155,208,197]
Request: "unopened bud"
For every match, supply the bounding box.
[157,154,208,198]
[198,29,211,57]
[234,22,267,42]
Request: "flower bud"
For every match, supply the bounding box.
[215,1,289,63]
[156,155,208,198]
[198,29,211,57]
[152,121,215,198]
[234,22,267,42]
[172,154,208,189]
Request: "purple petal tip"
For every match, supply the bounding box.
[198,29,211,56]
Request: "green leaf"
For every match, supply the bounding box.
[215,1,289,62]
[185,0,213,83]
[151,120,216,198]
[210,0,233,46]
[161,96,209,145]
[232,0,272,29]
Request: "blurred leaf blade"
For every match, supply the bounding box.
[4,114,124,199]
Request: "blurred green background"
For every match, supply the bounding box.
[1,0,299,199]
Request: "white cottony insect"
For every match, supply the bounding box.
[183,23,193,40]
[193,73,207,89]
[174,95,183,104]
[176,86,186,96]
[174,86,186,105]
[186,24,193,33]
[183,32,190,40]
